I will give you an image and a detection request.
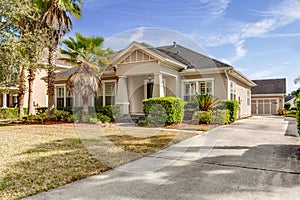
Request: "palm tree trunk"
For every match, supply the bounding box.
[27,68,35,115]
[47,46,57,117]
[18,66,26,117]
[82,96,89,116]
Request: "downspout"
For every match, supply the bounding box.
[224,69,230,100]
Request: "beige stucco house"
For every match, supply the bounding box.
[52,41,256,118]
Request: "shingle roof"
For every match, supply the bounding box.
[55,66,115,78]
[285,95,295,102]
[157,44,231,69]
[251,78,286,94]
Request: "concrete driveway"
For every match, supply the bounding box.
[25,116,300,200]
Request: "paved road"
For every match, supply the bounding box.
[25,116,300,200]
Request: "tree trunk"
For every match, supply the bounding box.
[18,66,26,117]
[82,96,89,116]
[27,68,35,115]
[47,46,57,117]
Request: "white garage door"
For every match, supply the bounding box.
[251,99,278,115]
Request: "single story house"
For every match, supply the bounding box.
[251,78,286,115]
[52,41,256,118]
[285,95,297,108]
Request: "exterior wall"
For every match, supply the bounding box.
[128,75,147,114]
[180,73,228,100]
[23,69,48,109]
[228,75,252,118]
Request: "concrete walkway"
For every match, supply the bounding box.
[25,116,300,200]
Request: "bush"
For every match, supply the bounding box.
[143,97,184,125]
[35,107,48,115]
[277,107,286,115]
[284,102,291,110]
[0,108,19,119]
[215,100,238,123]
[146,104,167,126]
[96,113,111,123]
[296,99,300,135]
[57,105,120,122]
[192,110,212,124]
[211,109,230,125]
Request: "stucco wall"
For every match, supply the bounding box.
[24,69,48,108]
[228,75,252,117]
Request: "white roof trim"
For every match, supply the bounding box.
[111,41,187,70]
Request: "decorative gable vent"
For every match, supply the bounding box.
[120,50,155,64]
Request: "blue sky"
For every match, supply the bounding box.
[69,0,300,93]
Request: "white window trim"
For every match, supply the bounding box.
[229,81,237,100]
[181,78,214,100]
[55,84,75,107]
[101,80,116,106]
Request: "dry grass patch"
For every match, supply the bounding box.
[0,124,197,199]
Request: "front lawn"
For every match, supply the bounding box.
[0,124,197,199]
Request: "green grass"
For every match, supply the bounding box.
[0,124,196,199]
[285,110,297,118]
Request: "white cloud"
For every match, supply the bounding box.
[231,40,247,63]
[249,70,273,79]
[202,0,300,47]
[130,28,145,41]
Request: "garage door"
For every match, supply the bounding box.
[251,99,278,115]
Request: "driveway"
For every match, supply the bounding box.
[25,116,300,200]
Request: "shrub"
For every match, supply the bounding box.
[192,110,212,124]
[137,119,149,127]
[284,102,291,110]
[57,105,120,122]
[143,97,184,125]
[146,104,166,126]
[211,109,230,125]
[96,113,111,123]
[35,107,48,115]
[194,93,219,111]
[277,107,286,115]
[0,108,19,119]
[296,99,300,135]
[215,100,238,123]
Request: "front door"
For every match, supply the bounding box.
[147,81,153,99]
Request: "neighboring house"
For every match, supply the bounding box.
[0,53,72,111]
[285,95,296,108]
[52,41,256,118]
[251,78,286,115]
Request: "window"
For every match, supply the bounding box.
[56,86,64,107]
[247,89,251,106]
[229,81,236,100]
[55,85,74,107]
[95,81,116,106]
[183,79,213,101]
[66,90,73,107]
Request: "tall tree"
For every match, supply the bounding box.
[35,0,83,117]
[1,0,47,116]
[60,33,114,115]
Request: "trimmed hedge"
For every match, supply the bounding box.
[56,105,120,121]
[296,99,300,135]
[215,100,238,123]
[0,108,28,119]
[192,109,231,125]
[211,109,231,125]
[143,97,184,125]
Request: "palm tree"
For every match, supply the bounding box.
[194,92,219,111]
[60,33,114,115]
[35,0,83,117]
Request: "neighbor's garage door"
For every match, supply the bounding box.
[251,99,278,115]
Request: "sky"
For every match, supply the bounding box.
[68,0,300,93]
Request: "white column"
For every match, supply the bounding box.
[2,93,7,108]
[116,76,130,115]
[153,73,165,97]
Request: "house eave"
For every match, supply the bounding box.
[180,67,231,76]
[252,93,286,97]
